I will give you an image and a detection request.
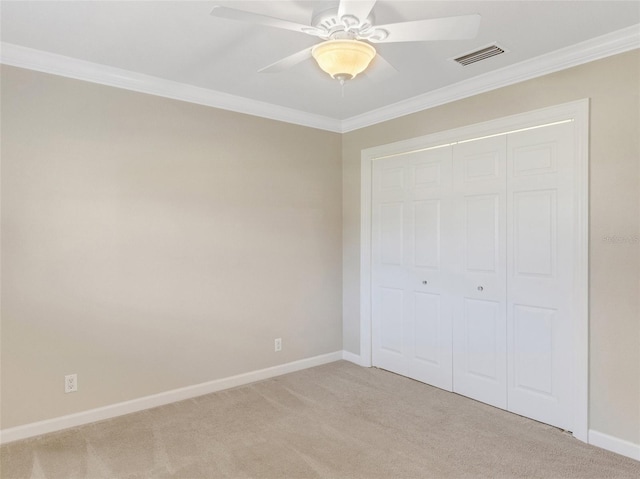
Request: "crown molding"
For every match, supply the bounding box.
[0,42,343,133]
[341,24,640,132]
[1,23,638,134]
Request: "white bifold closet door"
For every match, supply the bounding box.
[371,120,576,432]
[505,122,574,431]
[451,135,508,410]
[372,146,454,391]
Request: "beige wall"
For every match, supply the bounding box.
[0,65,342,429]
[342,50,640,444]
[2,49,639,446]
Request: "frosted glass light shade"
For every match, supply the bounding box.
[311,40,376,81]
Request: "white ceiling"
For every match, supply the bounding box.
[1,1,639,128]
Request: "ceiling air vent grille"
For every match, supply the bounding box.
[454,44,506,66]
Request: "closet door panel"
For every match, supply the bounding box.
[413,292,442,365]
[372,148,454,390]
[413,200,441,269]
[379,287,405,354]
[462,298,501,381]
[372,158,408,376]
[464,195,499,272]
[406,148,454,390]
[452,136,507,409]
[512,304,556,396]
[507,122,574,431]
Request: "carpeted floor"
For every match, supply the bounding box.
[1,361,639,478]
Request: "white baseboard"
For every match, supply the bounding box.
[0,351,343,445]
[342,350,367,366]
[589,429,640,461]
[16,352,635,462]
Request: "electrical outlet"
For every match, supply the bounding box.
[65,374,78,393]
[274,338,282,352]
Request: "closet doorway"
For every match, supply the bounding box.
[360,100,588,441]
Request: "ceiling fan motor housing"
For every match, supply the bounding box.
[311,6,388,42]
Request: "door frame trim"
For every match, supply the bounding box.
[359,99,589,442]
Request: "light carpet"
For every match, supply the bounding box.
[1,361,639,478]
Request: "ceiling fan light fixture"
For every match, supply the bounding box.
[311,39,376,82]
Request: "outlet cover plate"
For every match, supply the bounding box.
[65,374,78,393]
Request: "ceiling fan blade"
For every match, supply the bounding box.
[371,14,481,43]
[363,53,398,82]
[338,0,377,22]
[210,6,323,36]
[258,46,314,73]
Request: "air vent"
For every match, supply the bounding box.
[453,44,506,66]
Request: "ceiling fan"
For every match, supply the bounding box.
[210,0,481,83]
